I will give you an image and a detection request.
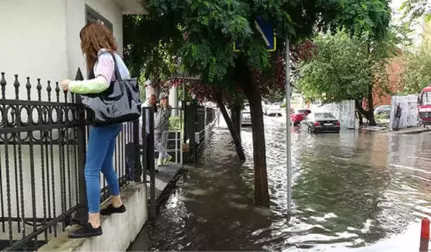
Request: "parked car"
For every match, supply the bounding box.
[374,105,391,118]
[241,108,251,126]
[301,112,340,133]
[291,112,305,126]
[265,102,282,117]
[291,109,311,126]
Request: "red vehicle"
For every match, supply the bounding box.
[418,85,431,127]
[290,109,311,126]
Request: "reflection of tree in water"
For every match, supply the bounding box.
[294,135,391,245]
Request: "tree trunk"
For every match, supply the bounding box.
[357,110,363,126]
[367,84,377,126]
[216,91,246,162]
[355,100,364,126]
[356,99,373,125]
[243,80,270,208]
[230,106,242,141]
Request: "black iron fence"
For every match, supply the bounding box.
[0,70,148,251]
[0,69,216,251]
[183,103,217,162]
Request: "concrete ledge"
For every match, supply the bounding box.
[39,183,147,252]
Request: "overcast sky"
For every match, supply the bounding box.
[390,0,425,45]
[391,0,404,21]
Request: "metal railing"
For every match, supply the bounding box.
[0,69,147,251]
[183,103,217,162]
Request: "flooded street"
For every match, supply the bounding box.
[140,116,431,251]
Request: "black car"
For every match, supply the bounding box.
[301,112,340,133]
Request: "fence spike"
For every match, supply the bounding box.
[75,68,84,81]
[13,74,20,100]
[47,81,52,102]
[37,79,42,101]
[55,82,60,102]
[64,89,68,103]
[26,77,32,100]
[0,72,6,99]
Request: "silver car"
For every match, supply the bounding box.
[241,108,252,126]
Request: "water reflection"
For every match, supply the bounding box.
[137,117,431,251]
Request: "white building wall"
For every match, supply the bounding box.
[0,0,68,101]
[66,0,124,79]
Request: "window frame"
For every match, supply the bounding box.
[85,5,113,32]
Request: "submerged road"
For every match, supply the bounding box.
[129,116,431,251]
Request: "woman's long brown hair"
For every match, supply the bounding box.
[80,22,118,71]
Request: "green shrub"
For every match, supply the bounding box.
[169,116,182,130]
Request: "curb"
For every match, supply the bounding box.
[394,128,431,135]
[155,166,186,211]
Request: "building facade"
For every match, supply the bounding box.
[0,0,147,101]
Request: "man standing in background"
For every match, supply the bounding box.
[155,92,172,166]
[142,94,157,137]
[393,103,402,131]
[126,94,158,179]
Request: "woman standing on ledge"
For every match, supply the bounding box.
[60,22,128,238]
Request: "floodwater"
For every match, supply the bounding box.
[132,116,431,251]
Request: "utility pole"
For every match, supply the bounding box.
[285,38,292,214]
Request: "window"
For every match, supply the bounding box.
[422,92,431,105]
[314,113,336,119]
[86,5,113,32]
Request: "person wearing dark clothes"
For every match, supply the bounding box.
[393,103,402,131]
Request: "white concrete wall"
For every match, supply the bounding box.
[39,183,148,252]
[310,100,356,129]
[389,95,419,129]
[0,0,69,101]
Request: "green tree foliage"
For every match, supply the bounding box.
[124,0,391,206]
[297,29,398,125]
[400,21,431,93]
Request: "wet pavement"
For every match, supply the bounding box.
[132,116,431,251]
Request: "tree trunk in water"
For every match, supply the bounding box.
[216,92,246,162]
[357,111,363,126]
[230,107,242,142]
[355,100,364,126]
[367,85,377,126]
[243,81,270,207]
[356,100,373,125]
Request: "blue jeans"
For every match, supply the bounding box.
[85,123,122,213]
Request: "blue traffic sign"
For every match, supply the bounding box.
[234,16,276,52]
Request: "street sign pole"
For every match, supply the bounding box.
[285,38,292,214]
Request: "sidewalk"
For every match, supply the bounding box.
[361,125,431,135]
[391,127,431,135]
